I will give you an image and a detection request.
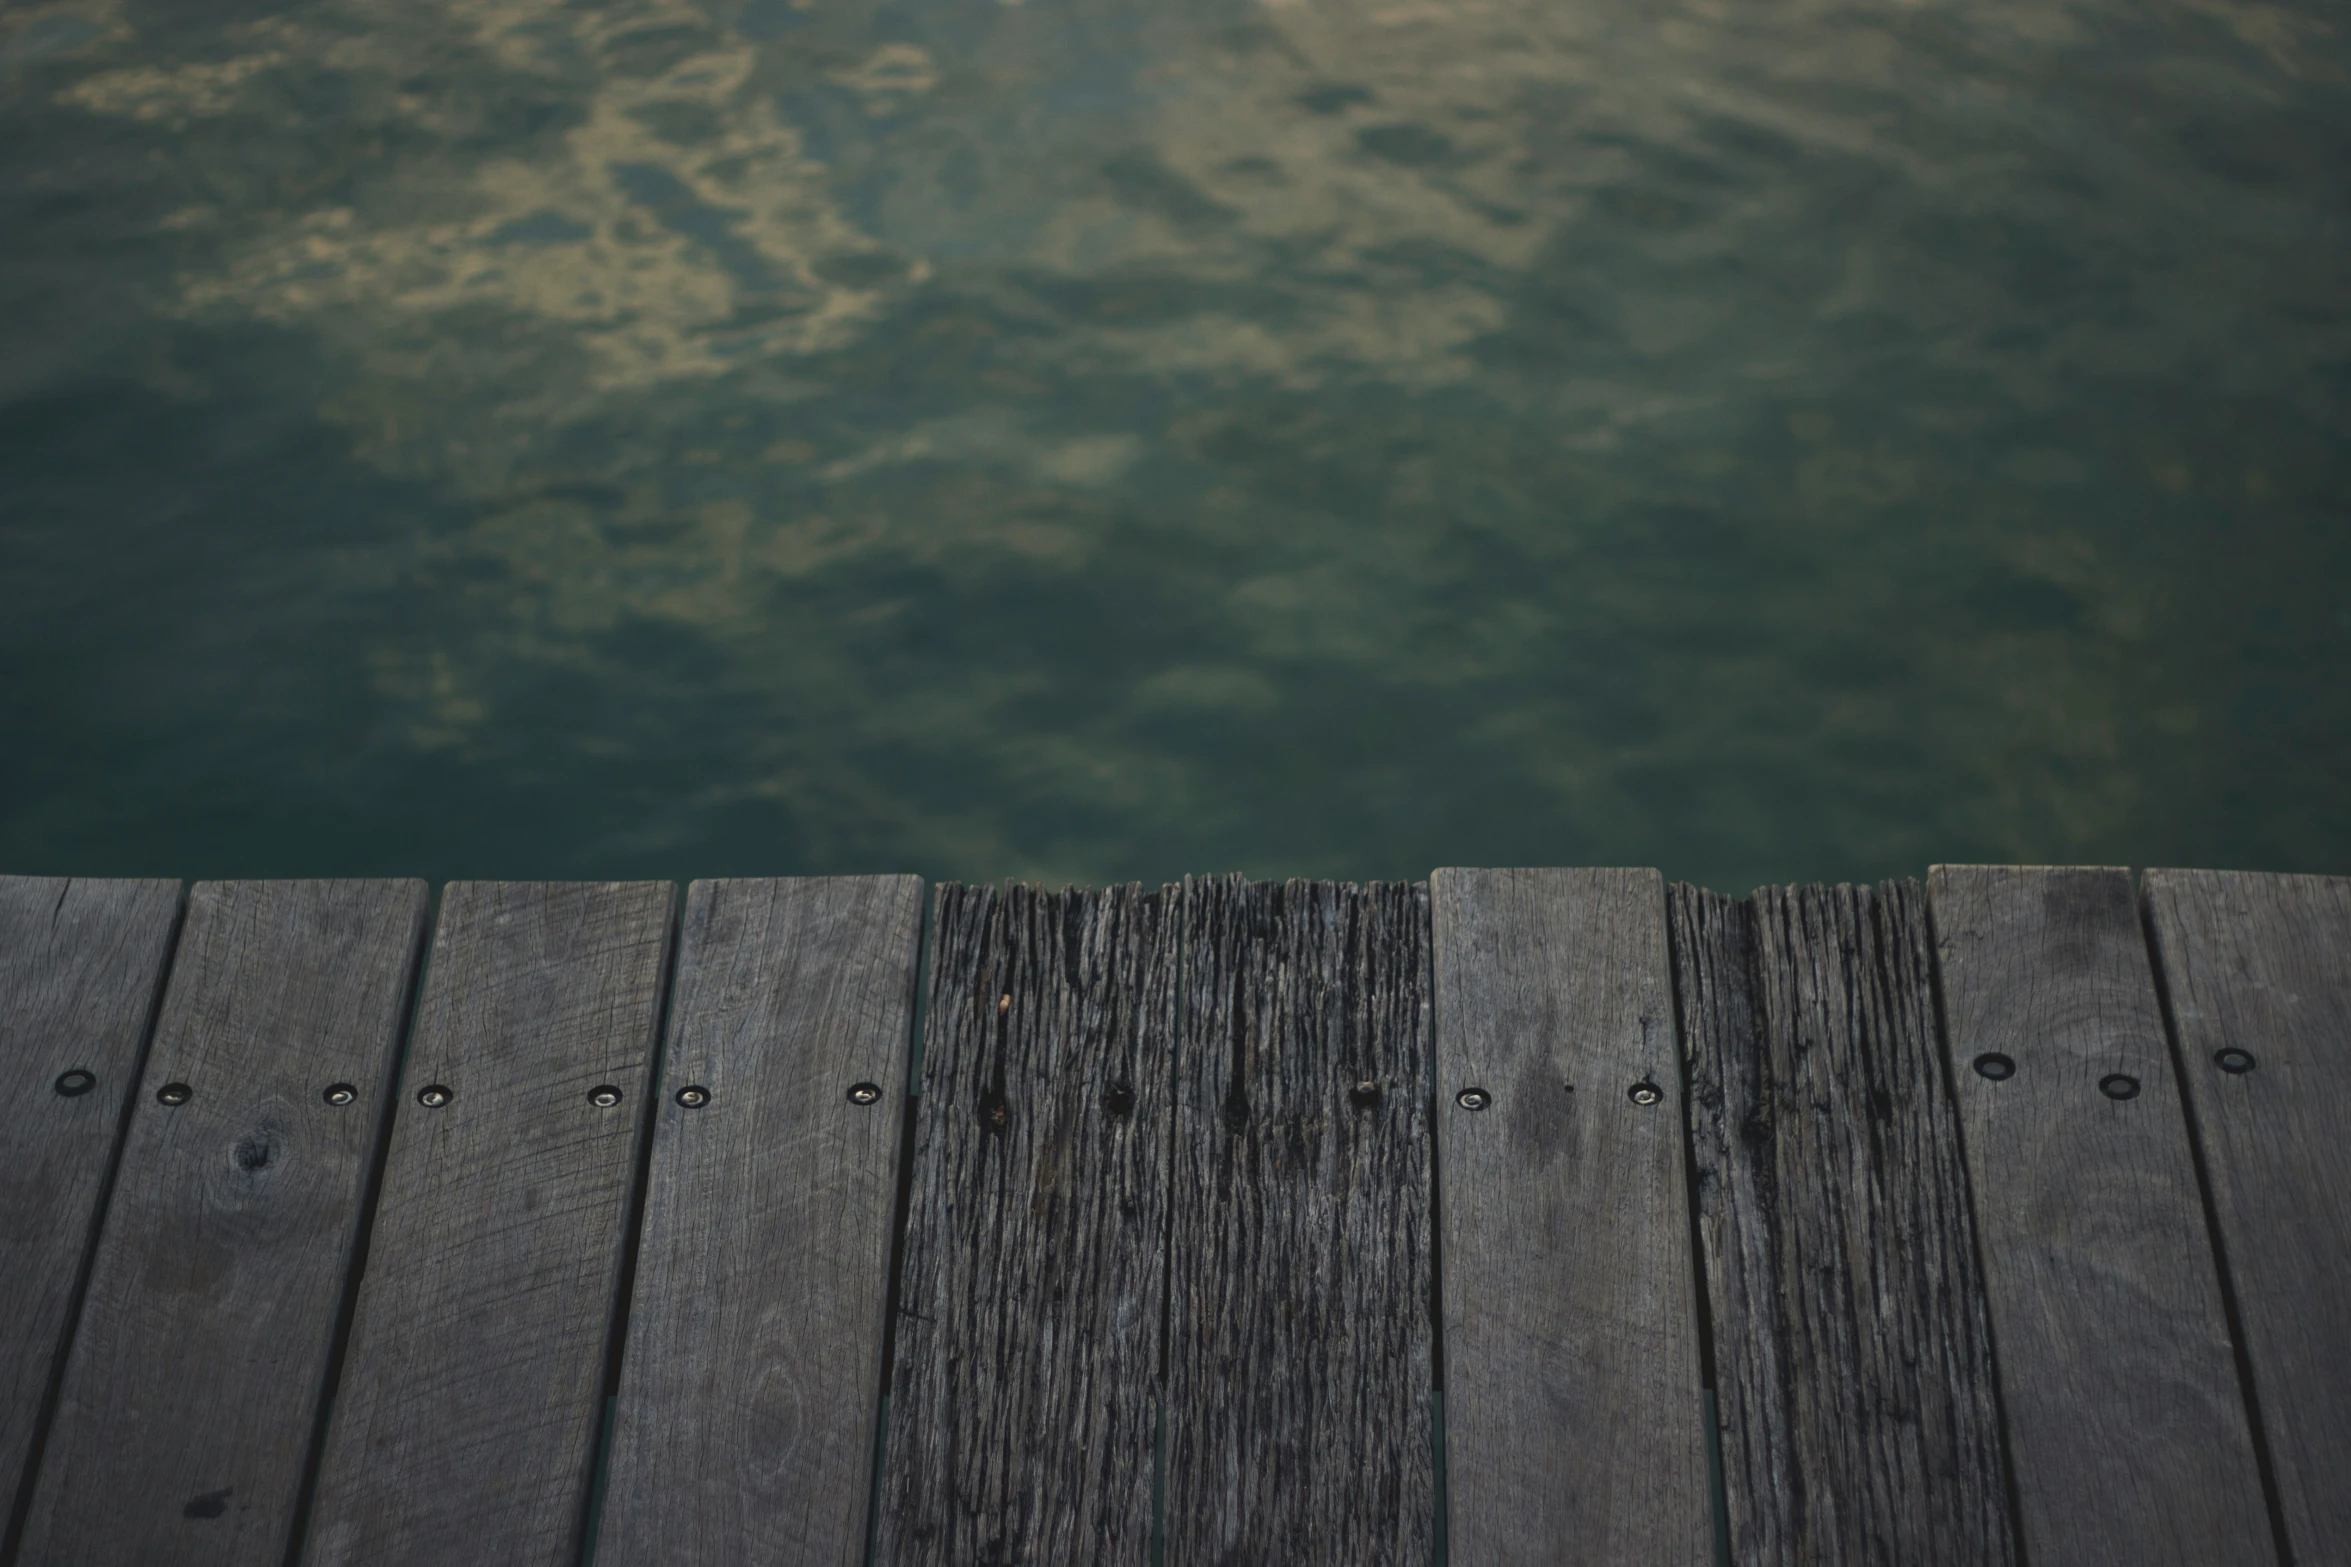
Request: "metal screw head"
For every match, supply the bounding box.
[1456,1087,1491,1112]
[156,1082,192,1107]
[2215,1047,2257,1075]
[589,1085,623,1108]
[676,1084,710,1108]
[416,1083,453,1108]
[847,1081,883,1106]
[322,1083,357,1107]
[1628,1080,1663,1107]
[54,1069,96,1098]
[1973,1052,2016,1081]
[2099,1074,2140,1101]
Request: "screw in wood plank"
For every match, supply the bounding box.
[1456,1087,1491,1111]
[1349,1080,1383,1111]
[322,1083,357,1106]
[156,1082,192,1107]
[848,1081,883,1106]
[2214,1048,2257,1074]
[1972,1052,2016,1081]
[675,1084,710,1108]
[589,1085,624,1108]
[1628,1080,1663,1106]
[416,1083,453,1108]
[53,1069,96,1098]
[2098,1074,2140,1100]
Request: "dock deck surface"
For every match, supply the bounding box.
[0,866,2342,1565]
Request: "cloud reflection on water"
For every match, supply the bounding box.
[6,0,2347,885]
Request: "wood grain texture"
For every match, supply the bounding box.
[1929,865,2272,1567]
[597,876,923,1567]
[1432,867,1707,1567]
[13,880,426,1567]
[1673,880,2014,1567]
[302,881,675,1567]
[2145,868,2351,1565]
[1168,876,1434,1566]
[877,881,1177,1567]
[0,877,182,1545]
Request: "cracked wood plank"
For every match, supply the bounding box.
[877,881,1177,1566]
[1167,876,1435,1565]
[1674,879,2013,1565]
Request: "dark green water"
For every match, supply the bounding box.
[3,0,2345,889]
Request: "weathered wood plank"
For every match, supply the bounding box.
[1928,865,2272,1567]
[0,877,183,1546]
[13,880,426,1567]
[598,876,923,1567]
[2144,868,2351,1564]
[1167,876,1434,1565]
[876,881,1178,1567]
[1673,880,2014,1566]
[1432,867,1707,1566]
[301,881,675,1567]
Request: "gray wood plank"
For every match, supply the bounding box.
[1432,867,1708,1567]
[1673,880,2014,1566]
[1928,864,2273,1567]
[13,879,427,1567]
[2144,868,2351,1565]
[597,876,923,1567]
[876,881,1178,1566]
[301,881,675,1567]
[0,876,183,1545]
[1167,876,1434,1565]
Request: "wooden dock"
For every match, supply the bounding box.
[0,867,2343,1566]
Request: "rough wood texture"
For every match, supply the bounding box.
[0,877,182,1547]
[1929,865,2272,1567]
[1432,867,1707,1566]
[877,882,1177,1567]
[599,876,923,1567]
[13,880,426,1567]
[2145,868,2351,1565]
[302,881,675,1567]
[1168,876,1434,1565]
[1673,880,2014,1566]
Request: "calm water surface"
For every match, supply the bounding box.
[2,0,2346,888]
